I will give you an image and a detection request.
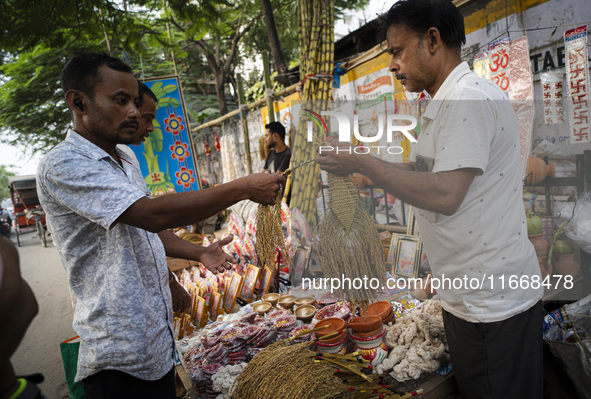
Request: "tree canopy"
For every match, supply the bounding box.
[0,0,371,154]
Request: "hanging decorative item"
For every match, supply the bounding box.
[488,40,511,93]
[540,71,565,125]
[128,76,201,196]
[214,132,221,151]
[204,140,212,156]
[564,25,590,143]
[508,36,535,180]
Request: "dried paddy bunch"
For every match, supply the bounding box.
[319,173,386,303]
[255,189,290,271]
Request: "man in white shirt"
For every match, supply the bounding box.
[316,1,542,397]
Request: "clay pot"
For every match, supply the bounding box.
[317,330,347,345]
[316,333,348,355]
[538,256,552,280]
[553,253,580,278]
[382,311,395,325]
[294,304,317,324]
[348,315,382,334]
[294,296,316,307]
[278,295,296,310]
[315,317,347,338]
[366,301,393,321]
[350,327,389,367]
[263,293,280,307]
[351,324,384,338]
[253,302,273,316]
[526,156,555,185]
[528,234,549,257]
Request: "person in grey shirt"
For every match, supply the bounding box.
[37,52,284,399]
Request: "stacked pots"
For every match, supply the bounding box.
[348,315,389,367]
[315,318,348,355]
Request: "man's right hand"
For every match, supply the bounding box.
[243,173,286,205]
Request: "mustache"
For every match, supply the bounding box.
[119,120,139,130]
[395,73,408,80]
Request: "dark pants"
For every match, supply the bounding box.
[442,301,543,399]
[82,367,175,399]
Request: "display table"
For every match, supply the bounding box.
[383,371,459,399]
[175,364,198,399]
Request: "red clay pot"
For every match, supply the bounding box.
[315,317,347,338]
[317,330,347,345]
[553,253,580,278]
[528,234,549,257]
[348,315,382,334]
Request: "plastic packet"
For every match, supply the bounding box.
[206,343,229,365]
[565,192,591,253]
[253,330,278,347]
[543,307,567,336]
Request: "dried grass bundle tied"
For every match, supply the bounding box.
[255,189,290,272]
[319,173,387,303]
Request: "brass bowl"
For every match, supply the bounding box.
[252,302,273,316]
[278,295,296,310]
[294,304,317,323]
[294,296,316,307]
[263,293,280,307]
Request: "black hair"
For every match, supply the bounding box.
[61,52,133,101]
[265,121,286,141]
[137,81,158,108]
[377,0,466,54]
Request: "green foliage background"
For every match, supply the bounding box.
[0,0,371,154]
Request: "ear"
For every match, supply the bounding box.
[65,90,87,116]
[426,27,443,54]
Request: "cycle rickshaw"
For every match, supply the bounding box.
[8,175,48,247]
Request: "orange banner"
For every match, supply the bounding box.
[357,75,393,94]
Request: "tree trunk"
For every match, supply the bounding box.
[261,0,291,87]
[214,73,229,116]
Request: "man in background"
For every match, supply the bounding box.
[263,121,291,174]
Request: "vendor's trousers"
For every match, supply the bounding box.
[442,301,543,399]
[82,367,175,399]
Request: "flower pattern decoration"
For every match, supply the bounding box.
[164,114,185,134]
[170,141,190,162]
[175,167,195,188]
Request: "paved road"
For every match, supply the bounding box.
[10,231,75,399]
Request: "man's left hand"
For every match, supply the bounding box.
[315,137,366,176]
[199,235,238,274]
[170,279,192,312]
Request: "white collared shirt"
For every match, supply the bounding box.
[410,62,542,323]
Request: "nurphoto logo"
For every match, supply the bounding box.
[303,109,418,155]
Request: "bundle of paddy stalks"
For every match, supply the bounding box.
[232,329,422,399]
[287,0,335,224]
[318,174,387,304]
[255,189,289,272]
[255,160,316,280]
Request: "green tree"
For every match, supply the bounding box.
[0,165,17,203]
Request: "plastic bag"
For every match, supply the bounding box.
[564,192,591,253]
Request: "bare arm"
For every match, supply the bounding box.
[158,230,237,274]
[316,142,476,216]
[117,173,285,233]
